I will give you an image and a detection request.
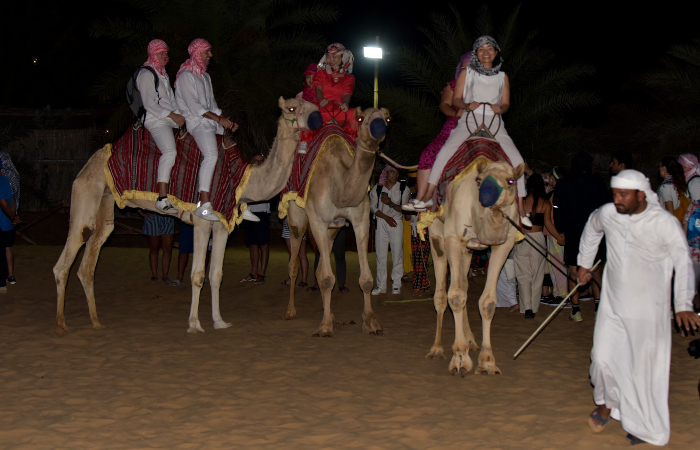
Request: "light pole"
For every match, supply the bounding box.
[363,36,382,109]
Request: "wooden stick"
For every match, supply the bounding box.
[513,260,601,360]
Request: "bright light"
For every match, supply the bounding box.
[363,47,382,59]
[33,58,38,65]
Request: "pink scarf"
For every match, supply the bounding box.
[143,39,169,76]
[679,153,700,181]
[302,63,318,102]
[176,38,211,82]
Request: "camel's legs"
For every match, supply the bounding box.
[349,202,381,335]
[284,202,309,320]
[209,221,231,329]
[475,238,512,374]
[53,151,111,333]
[426,220,449,358]
[307,215,336,337]
[76,192,115,330]
[445,234,474,377]
[187,218,213,333]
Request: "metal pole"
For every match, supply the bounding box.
[373,36,379,109]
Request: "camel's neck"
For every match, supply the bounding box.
[239,119,297,203]
[335,137,379,207]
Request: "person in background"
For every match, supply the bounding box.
[678,153,700,202]
[281,217,308,287]
[139,211,174,283]
[609,150,633,176]
[0,152,20,284]
[171,222,211,287]
[240,154,271,284]
[540,167,568,304]
[657,155,688,222]
[0,158,19,293]
[401,172,416,284]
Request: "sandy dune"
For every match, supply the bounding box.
[1,245,698,448]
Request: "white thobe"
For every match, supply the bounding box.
[370,183,410,290]
[577,202,694,446]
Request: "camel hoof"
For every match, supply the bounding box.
[187,322,205,333]
[476,365,502,375]
[283,311,297,320]
[460,367,469,378]
[213,321,232,329]
[425,347,446,359]
[54,324,68,334]
[361,317,383,335]
[451,367,459,376]
[468,341,480,352]
[92,323,107,330]
[312,329,333,337]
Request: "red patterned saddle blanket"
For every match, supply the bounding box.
[105,126,250,231]
[430,137,511,212]
[278,123,356,217]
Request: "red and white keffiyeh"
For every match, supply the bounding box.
[318,43,354,76]
[679,153,700,181]
[143,39,169,76]
[176,38,212,81]
[377,164,398,186]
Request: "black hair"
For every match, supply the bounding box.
[526,173,547,211]
[661,155,687,196]
[611,151,634,170]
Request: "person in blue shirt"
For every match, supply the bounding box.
[0,158,21,293]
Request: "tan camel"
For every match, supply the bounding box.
[282,107,390,336]
[53,97,321,334]
[425,159,525,375]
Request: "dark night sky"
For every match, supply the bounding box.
[2,1,698,114]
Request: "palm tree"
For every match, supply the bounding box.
[91,0,339,157]
[356,4,599,168]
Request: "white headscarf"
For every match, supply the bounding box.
[610,169,659,206]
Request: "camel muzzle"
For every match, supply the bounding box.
[369,118,387,140]
[308,111,323,130]
[478,175,503,207]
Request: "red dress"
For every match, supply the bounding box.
[312,70,357,127]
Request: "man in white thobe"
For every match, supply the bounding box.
[578,169,700,446]
[370,165,410,295]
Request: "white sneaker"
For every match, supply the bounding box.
[402,198,419,211]
[520,214,532,228]
[194,202,220,221]
[371,287,385,295]
[297,142,308,155]
[392,287,401,295]
[155,197,175,213]
[414,199,434,210]
[242,209,260,222]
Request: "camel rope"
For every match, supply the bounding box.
[377,152,418,170]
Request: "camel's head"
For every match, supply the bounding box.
[355,107,391,148]
[278,97,323,132]
[475,161,525,208]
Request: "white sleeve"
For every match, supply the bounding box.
[664,216,696,312]
[177,72,209,118]
[577,206,606,269]
[137,70,171,119]
[401,187,410,205]
[688,178,700,202]
[369,186,379,215]
[206,74,223,116]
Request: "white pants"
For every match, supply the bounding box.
[496,260,517,307]
[375,219,404,290]
[514,232,546,313]
[190,125,220,193]
[145,117,178,184]
[428,112,525,197]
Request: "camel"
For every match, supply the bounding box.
[53,97,321,334]
[282,107,390,336]
[425,158,525,376]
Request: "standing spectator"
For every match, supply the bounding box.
[678,153,700,202]
[240,154,271,284]
[0,152,20,284]
[514,174,565,318]
[410,213,431,295]
[281,218,309,287]
[172,222,211,287]
[140,211,174,283]
[579,169,699,446]
[552,152,609,321]
[496,250,518,312]
[307,227,349,293]
[609,150,633,176]
[370,164,410,295]
[0,159,19,293]
[657,156,688,222]
[541,167,568,303]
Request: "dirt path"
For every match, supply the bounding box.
[1,245,698,448]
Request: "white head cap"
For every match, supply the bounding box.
[610,169,659,206]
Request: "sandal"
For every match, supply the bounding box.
[297,281,308,288]
[626,433,646,446]
[254,275,266,285]
[588,408,611,433]
[280,279,292,286]
[240,273,256,282]
[306,285,319,292]
[150,277,158,283]
[339,286,350,293]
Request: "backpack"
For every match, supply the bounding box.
[687,201,700,249]
[126,66,160,124]
[375,179,407,209]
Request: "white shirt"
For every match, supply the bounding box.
[175,70,223,133]
[369,183,410,222]
[578,202,694,446]
[247,202,270,213]
[462,67,505,114]
[657,177,680,210]
[136,69,180,124]
[688,176,700,202]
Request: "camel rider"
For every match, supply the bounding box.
[312,43,358,130]
[175,39,257,223]
[370,164,410,295]
[137,39,185,213]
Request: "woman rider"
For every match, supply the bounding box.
[312,43,358,130]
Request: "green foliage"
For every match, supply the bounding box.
[91,0,338,158]
[357,3,599,168]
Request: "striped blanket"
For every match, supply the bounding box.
[278,123,356,218]
[105,126,251,231]
[429,137,511,212]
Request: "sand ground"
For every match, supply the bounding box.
[1,244,698,449]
